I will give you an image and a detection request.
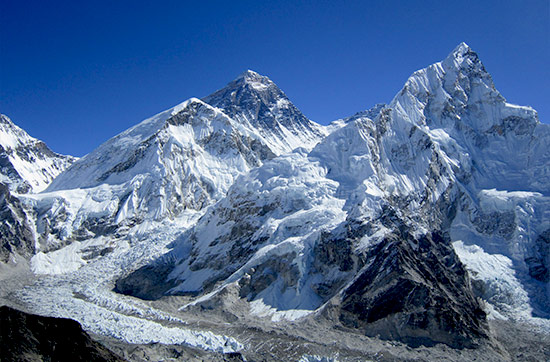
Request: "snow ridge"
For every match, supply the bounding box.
[2,44,550,354]
[0,114,75,193]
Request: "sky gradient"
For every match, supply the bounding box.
[1,0,549,156]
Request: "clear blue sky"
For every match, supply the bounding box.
[1,0,548,156]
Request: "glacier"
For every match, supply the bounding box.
[1,42,549,360]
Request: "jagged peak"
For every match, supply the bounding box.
[203,71,278,101]
[0,113,36,149]
[350,103,387,120]
[0,113,14,125]
[229,69,276,93]
[450,42,472,58]
[442,42,486,73]
[235,69,268,82]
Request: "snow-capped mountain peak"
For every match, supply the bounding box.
[203,70,327,154]
[3,44,550,359]
[444,42,481,67]
[441,42,493,81]
[234,69,273,88]
[0,114,74,193]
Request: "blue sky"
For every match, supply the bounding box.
[1,0,548,156]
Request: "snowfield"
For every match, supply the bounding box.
[1,43,550,360]
[16,215,243,353]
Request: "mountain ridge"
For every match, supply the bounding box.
[1,43,549,359]
[0,114,75,193]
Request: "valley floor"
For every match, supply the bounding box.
[1,221,549,362]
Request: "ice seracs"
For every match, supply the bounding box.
[117,43,550,348]
[2,43,550,357]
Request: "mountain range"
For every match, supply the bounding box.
[1,43,549,361]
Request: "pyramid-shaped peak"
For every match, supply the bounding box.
[233,69,274,87]
[237,69,267,80]
[443,42,485,71]
[451,42,472,56]
[203,70,283,108]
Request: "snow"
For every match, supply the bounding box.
[3,43,550,354]
[202,70,328,156]
[15,217,243,353]
[478,189,542,211]
[0,114,74,193]
[31,247,87,275]
[249,298,313,322]
[453,240,532,320]
[298,355,343,362]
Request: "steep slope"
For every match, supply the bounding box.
[0,114,74,193]
[0,183,36,262]
[117,111,487,348]
[4,43,548,357]
[0,114,75,262]
[2,71,328,267]
[0,305,126,362]
[19,98,276,258]
[12,71,329,264]
[117,43,549,348]
[203,70,327,154]
[389,42,550,318]
[390,42,549,193]
[47,97,273,196]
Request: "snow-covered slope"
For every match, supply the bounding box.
[0,114,74,193]
[203,70,327,154]
[24,72,328,257]
[390,42,550,193]
[117,43,550,348]
[2,70,329,266]
[3,44,549,356]
[389,42,550,318]
[17,98,277,255]
[48,97,273,195]
[0,114,75,262]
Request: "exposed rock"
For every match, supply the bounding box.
[335,230,489,349]
[0,305,126,362]
[526,229,550,283]
[114,262,179,300]
[472,210,516,239]
[0,183,35,263]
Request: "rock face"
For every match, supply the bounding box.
[116,43,548,348]
[0,305,125,362]
[2,44,549,352]
[0,183,36,262]
[203,70,327,155]
[337,230,487,348]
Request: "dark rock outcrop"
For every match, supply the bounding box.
[114,263,179,300]
[0,305,126,362]
[336,230,489,349]
[526,229,550,283]
[0,183,35,263]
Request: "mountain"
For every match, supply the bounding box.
[117,43,549,349]
[203,70,327,154]
[0,114,74,193]
[10,98,274,261]
[2,44,550,360]
[2,72,325,263]
[0,114,75,262]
